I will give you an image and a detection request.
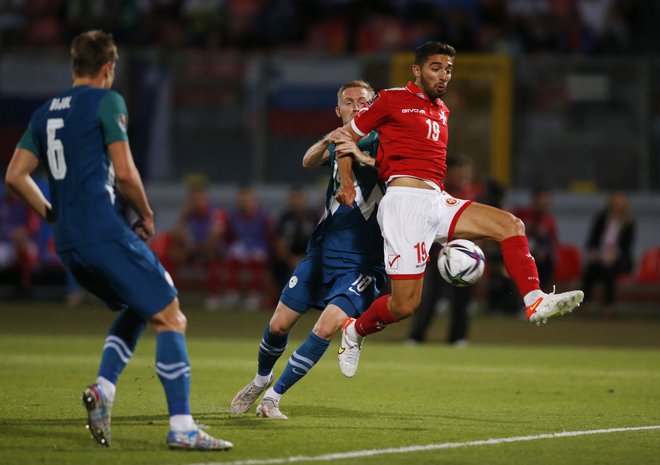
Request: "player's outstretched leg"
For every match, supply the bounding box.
[526,289,584,325]
[82,384,112,447]
[492,235,584,325]
[338,318,364,378]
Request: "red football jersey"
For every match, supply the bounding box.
[351,81,450,189]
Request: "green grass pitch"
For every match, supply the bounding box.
[0,301,659,465]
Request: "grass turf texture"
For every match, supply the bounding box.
[0,301,658,465]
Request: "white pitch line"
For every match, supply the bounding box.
[190,425,660,465]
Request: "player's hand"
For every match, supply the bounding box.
[336,141,375,167]
[335,183,356,208]
[132,216,155,242]
[329,127,354,143]
[335,140,357,158]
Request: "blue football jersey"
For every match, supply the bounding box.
[17,86,133,252]
[307,131,386,268]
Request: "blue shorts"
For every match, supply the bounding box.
[58,235,178,318]
[280,254,385,318]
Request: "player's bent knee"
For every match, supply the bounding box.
[312,322,339,341]
[496,212,525,241]
[148,298,187,333]
[511,216,526,236]
[268,318,290,336]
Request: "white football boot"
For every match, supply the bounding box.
[338,318,363,377]
[526,289,584,325]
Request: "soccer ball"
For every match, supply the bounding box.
[437,239,485,287]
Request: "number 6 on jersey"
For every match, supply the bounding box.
[46,118,67,180]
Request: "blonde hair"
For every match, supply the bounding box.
[337,80,374,105]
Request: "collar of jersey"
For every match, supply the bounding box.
[405,81,440,106]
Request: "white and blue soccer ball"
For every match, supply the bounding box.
[437,239,485,287]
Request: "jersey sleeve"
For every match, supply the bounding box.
[351,91,391,137]
[367,132,379,158]
[16,122,41,159]
[98,91,129,145]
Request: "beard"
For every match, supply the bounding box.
[420,75,445,100]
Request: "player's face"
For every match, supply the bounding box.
[414,54,453,101]
[336,87,371,125]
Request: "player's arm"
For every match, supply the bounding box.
[333,91,389,207]
[335,154,355,208]
[5,148,53,222]
[108,141,154,241]
[99,91,154,240]
[302,133,332,168]
[331,124,362,207]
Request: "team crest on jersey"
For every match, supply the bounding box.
[289,276,298,288]
[445,197,458,206]
[118,114,128,133]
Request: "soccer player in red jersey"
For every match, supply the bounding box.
[332,42,584,377]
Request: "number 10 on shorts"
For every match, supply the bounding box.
[349,274,373,295]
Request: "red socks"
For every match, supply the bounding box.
[355,294,398,337]
[500,235,541,297]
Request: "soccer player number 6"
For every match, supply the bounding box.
[46,118,67,180]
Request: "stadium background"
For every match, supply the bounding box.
[2,0,659,264]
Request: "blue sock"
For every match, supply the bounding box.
[98,310,146,384]
[274,332,330,395]
[156,331,191,416]
[257,325,288,376]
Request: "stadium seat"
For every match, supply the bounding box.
[636,247,660,283]
[554,244,582,282]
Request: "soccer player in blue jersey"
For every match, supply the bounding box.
[228,80,386,419]
[5,30,232,451]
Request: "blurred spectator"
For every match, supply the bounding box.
[155,175,229,308]
[225,185,273,310]
[576,0,629,52]
[407,154,481,346]
[0,0,647,54]
[582,190,635,316]
[511,185,559,292]
[270,186,317,293]
[0,184,40,295]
